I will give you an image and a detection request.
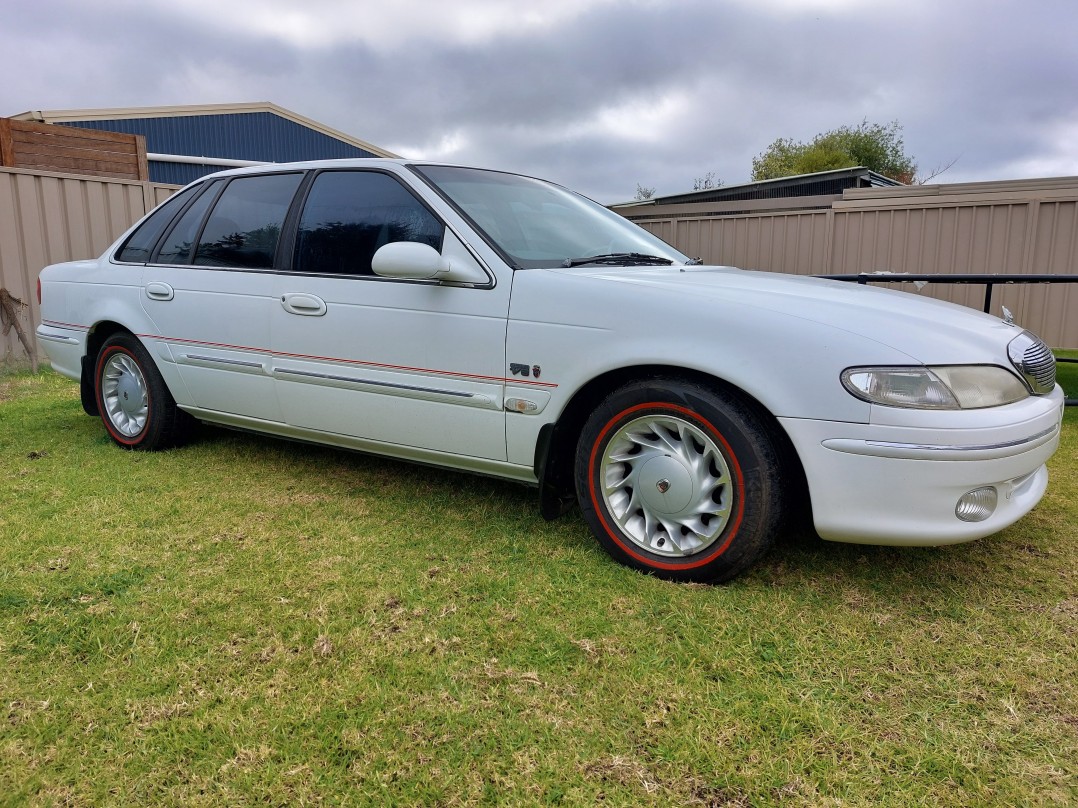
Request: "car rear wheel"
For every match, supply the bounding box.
[575,379,784,583]
[94,333,192,450]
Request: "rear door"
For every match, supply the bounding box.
[140,172,304,421]
[270,168,510,460]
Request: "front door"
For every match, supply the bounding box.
[270,169,509,461]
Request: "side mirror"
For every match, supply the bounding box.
[372,242,450,280]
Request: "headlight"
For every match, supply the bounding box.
[841,366,1029,409]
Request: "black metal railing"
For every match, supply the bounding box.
[815,272,1078,406]
[815,272,1078,314]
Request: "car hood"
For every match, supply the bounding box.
[551,264,1023,365]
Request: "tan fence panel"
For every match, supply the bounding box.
[639,219,677,248]
[829,202,1076,346]
[633,179,1078,348]
[0,166,177,365]
[151,184,178,207]
[831,204,1032,312]
[721,212,831,276]
[1022,200,1078,348]
[644,211,833,276]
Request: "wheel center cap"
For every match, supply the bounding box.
[116,374,141,415]
[638,455,693,514]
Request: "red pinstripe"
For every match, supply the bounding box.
[43,320,557,388]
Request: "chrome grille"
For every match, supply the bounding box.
[1008,331,1056,394]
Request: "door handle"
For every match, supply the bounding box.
[145,282,174,301]
[281,293,327,317]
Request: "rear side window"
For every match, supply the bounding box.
[294,171,444,276]
[115,184,201,263]
[193,173,303,269]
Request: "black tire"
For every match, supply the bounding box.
[93,333,193,450]
[574,379,784,583]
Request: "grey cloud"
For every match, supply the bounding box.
[2,0,1076,201]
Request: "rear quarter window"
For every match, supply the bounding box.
[114,183,201,263]
[154,182,222,265]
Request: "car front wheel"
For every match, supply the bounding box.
[575,379,784,583]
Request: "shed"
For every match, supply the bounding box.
[9,102,396,185]
[614,167,903,219]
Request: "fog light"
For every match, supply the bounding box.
[955,487,998,522]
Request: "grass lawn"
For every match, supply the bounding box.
[1057,348,1078,399]
[1,369,1075,806]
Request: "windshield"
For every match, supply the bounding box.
[412,165,690,269]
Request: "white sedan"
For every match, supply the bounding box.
[36,160,1063,582]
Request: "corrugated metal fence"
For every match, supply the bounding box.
[0,166,176,364]
[4,168,1077,363]
[621,177,1078,349]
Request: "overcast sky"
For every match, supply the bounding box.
[3,0,1076,202]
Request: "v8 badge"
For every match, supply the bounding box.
[509,363,543,379]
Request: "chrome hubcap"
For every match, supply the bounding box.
[600,414,735,557]
[101,353,148,437]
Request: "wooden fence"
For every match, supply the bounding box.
[0,118,148,181]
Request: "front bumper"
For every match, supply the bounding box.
[778,386,1064,545]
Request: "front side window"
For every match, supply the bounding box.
[193,173,303,269]
[115,183,201,263]
[294,171,445,276]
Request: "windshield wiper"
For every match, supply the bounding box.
[561,252,674,268]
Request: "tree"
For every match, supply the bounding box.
[914,155,960,185]
[751,120,917,184]
[0,288,38,372]
[634,183,656,201]
[693,171,722,191]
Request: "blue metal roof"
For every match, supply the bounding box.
[61,111,380,184]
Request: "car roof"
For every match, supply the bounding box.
[198,157,462,181]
